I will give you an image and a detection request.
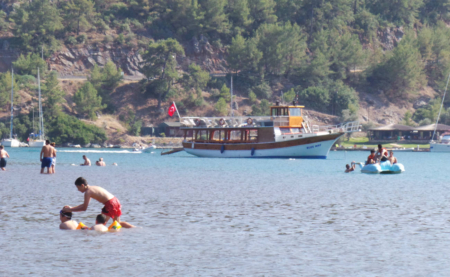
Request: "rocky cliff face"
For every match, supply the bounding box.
[50,44,144,77]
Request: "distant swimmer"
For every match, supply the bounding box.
[345,161,356,173]
[376,144,389,162]
[112,163,117,166]
[63,177,135,228]
[80,155,91,166]
[59,210,78,230]
[366,149,376,165]
[95,158,106,166]
[40,140,53,174]
[0,145,10,171]
[388,150,398,165]
[90,214,108,232]
[51,142,57,174]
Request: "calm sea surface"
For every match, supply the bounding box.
[1,148,450,276]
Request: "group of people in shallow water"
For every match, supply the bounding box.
[345,144,399,173]
[60,177,135,230]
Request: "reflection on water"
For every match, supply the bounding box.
[2,149,450,275]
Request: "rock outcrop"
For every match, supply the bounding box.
[50,45,144,77]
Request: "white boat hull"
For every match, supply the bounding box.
[430,143,450,152]
[184,136,340,158]
[28,140,46,147]
[2,139,20,147]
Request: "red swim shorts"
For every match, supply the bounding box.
[101,197,122,218]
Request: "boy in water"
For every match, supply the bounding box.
[51,142,57,174]
[91,214,109,232]
[59,210,78,230]
[63,177,135,228]
[95,158,105,166]
[0,145,9,171]
[345,161,356,173]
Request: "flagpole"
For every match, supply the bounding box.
[173,101,181,122]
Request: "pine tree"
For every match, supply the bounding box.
[140,38,185,109]
[73,82,106,120]
[64,0,96,35]
[43,71,65,119]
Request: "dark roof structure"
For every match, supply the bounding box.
[369,124,414,131]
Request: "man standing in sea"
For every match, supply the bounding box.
[40,140,53,174]
[0,145,9,171]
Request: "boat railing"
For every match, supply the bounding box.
[311,121,361,133]
[181,116,272,128]
[181,116,361,133]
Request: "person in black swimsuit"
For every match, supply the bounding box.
[0,145,10,171]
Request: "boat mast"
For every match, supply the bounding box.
[38,68,44,140]
[230,75,234,117]
[432,71,450,141]
[9,68,14,139]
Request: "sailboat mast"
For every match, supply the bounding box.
[9,68,14,139]
[230,75,234,117]
[38,68,44,140]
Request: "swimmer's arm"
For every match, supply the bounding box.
[69,192,91,212]
[40,148,43,160]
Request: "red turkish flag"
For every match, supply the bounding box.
[168,103,176,117]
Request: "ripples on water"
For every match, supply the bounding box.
[2,149,450,276]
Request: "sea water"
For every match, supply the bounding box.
[2,148,450,276]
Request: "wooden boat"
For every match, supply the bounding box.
[179,104,360,159]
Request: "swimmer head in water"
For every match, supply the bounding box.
[60,210,72,220]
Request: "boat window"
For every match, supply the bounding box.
[280,128,290,134]
[197,130,208,140]
[290,128,300,133]
[229,130,242,140]
[289,108,301,116]
[249,130,258,141]
[272,108,278,116]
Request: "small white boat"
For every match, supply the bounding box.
[141,145,157,153]
[359,161,405,174]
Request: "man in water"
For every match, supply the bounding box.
[91,214,109,232]
[59,210,78,230]
[345,161,356,173]
[63,177,135,228]
[80,155,91,166]
[0,145,9,171]
[366,149,376,165]
[388,150,398,164]
[51,142,57,174]
[95,158,106,166]
[40,140,53,174]
[376,144,389,162]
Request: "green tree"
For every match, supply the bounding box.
[43,71,65,119]
[254,22,306,76]
[0,71,18,110]
[87,62,123,108]
[298,86,330,113]
[186,63,210,91]
[215,97,228,115]
[13,53,47,76]
[402,110,415,126]
[368,32,426,99]
[140,38,185,109]
[219,83,230,101]
[73,82,106,120]
[10,0,63,51]
[227,0,252,34]
[227,34,262,73]
[247,0,277,31]
[64,0,96,35]
[198,0,229,35]
[283,88,296,104]
[367,0,424,26]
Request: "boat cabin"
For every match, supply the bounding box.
[181,104,309,144]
